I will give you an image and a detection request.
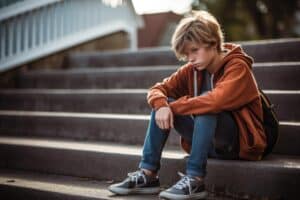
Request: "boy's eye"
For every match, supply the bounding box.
[191,48,198,52]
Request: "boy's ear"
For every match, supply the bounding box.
[207,43,218,51]
[211,42,217,49]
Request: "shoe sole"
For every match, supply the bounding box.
[159,190,208,200]
[108,185,161,195]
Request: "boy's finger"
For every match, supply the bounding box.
[170,113,174,129]
[158,119,165,130]
[159,120,164,129]
[156,119,162,129]
[163,120,169,130]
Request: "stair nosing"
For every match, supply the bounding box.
[0,110,150,120]
[0,136,184,159]
[0,110,299,126]
[0,89,300,94]
[20,61,300,75]
[0,88,149,94]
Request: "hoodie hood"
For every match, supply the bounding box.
[215,43,254,72]
[193,43,254,96]
[224,43,253,64]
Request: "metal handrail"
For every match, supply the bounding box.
[0,0,61,21]
[0,0,140,72]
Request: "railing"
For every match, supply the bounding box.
[0,0,24,9]
[0,0,141,72]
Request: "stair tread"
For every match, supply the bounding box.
[0,168,155,200]
[16,62,300,90]
[66,39,300,66]
[0,110,299,155]
[0,90,299,122]
[1,136,300,168]
[0,168,238,200]
[21,62,300,74]
[0,110,150,119]
[0,110,299,124]
[0,88,149,94]
[0,88,299,94]
[0,136,184,158]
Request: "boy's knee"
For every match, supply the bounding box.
[194,114,217,122]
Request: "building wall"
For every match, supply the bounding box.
[138,12,182,48]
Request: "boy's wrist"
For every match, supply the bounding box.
[152,98,169,110]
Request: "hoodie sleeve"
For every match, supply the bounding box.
[147,65,189,110]
[169,59,259,115]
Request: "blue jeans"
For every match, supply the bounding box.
[139,100,239,177]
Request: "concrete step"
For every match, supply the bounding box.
[264,91,300,121]
[0,110,180,147]
[254,62,300,90]
[0,169,157,200]
[65,38,300,67]
[0,169,234,200]
[17,66,176,89]
[0,110,298,155]
[0,89,151,115]
[0,136,299,199]
[17,62,300,90]
[0,89,299,121]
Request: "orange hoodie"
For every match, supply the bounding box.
[147,43,267,161]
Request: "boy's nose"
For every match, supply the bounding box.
[188,57,195,63]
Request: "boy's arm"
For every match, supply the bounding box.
[147,65,189,110]
[169,59,259,115]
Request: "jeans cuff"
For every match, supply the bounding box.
[186,168,206,178]
[139,161,159,173]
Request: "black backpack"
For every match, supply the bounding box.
[258,89,280,157]
[218,66,279,157]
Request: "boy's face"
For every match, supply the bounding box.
[183,42,217,71]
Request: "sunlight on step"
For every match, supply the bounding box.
[263,90,300,94]
[0,89,149,94]
[0,137,185,159]
[0,110,150,120]
[0,176,109,198]
[282,161,300,169]
[253,62,300,67]
[280,121,300,126]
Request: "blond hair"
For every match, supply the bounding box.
[171,10,224,60]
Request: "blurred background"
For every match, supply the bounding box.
[192,0,300,42]
[0,0,299,72]
[135,0,300,47]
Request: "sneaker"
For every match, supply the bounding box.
[108,170,160,195]
[159,172,208,200]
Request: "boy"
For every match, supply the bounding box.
[109,10,267,200]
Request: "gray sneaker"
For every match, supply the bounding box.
[159,172,208,200]
[108,170,160,195]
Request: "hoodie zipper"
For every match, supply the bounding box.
[210,74,214,89]
[194,69,198,97]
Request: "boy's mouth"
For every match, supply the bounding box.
[191,63,204,68]
[189,62,202,66]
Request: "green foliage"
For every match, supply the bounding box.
[192,0,299,41]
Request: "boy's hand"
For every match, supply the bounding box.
[155,106,174,131]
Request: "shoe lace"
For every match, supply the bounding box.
[174,172,193,194]
[127,171,147,186]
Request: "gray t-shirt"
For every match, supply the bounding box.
[200,70,212,94]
